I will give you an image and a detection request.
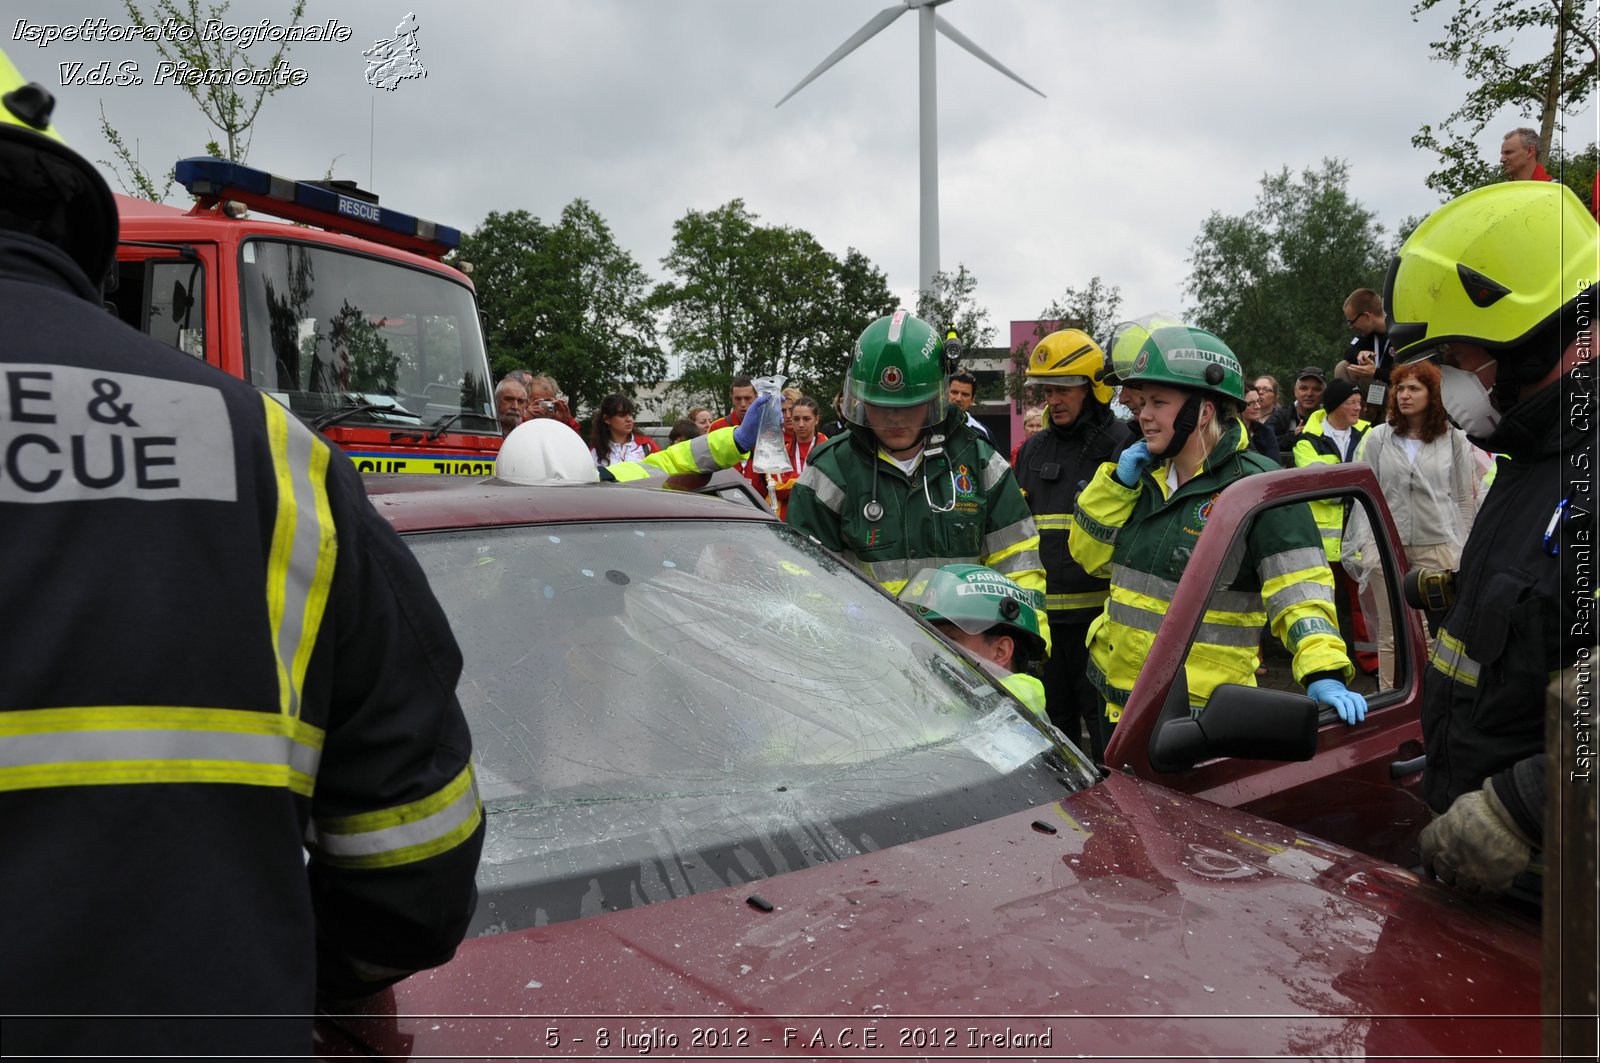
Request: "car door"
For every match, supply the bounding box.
[1106,464,1431,867]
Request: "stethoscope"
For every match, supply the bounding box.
[862,432,957,521]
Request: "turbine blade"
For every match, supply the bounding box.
[775,4,908,108]
[934,14,1046,98]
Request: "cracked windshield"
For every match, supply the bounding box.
[407,518,1095,933]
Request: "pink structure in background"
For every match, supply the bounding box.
[1007,318,1062,442]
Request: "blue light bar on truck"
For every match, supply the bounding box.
[174,157,462,259]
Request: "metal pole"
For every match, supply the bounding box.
[918,4,939,300]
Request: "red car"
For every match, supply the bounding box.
[318,466,1539,1059]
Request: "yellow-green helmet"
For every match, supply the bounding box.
[1025,329,1114,404]
[841,310,947,432]
[1119,324,1246,406]
[1104,311,1185,384]
[0,45,117,286]
[1386,182,1598,367]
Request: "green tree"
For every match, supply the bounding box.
[1038,276,1124,348]
[458,201,663,418]
[1185,159,1388,384]
[652,200,894,406]
[1542,139,1600,207]
[915,263,996,349]
[1009,276,1125,400]
[98,0,309,199]
[812,247,898,399]
[1411,0,1598,198]
[456,209,545,371]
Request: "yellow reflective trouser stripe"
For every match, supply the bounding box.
[1430,629,1480,687]
[311,764,482,869]
[263,396,338,721]
[0,706,324,795]
[1047,589,1109,611]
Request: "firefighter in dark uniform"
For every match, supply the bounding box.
[1387,181,1598,901]
[0,54,483,1055]
[1012,329,1131,758]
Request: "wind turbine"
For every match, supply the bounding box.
[776,0,1044,299]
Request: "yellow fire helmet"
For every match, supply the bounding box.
[1,47,64,142]
[1386,181,1598,368]
[1024,328,1113,404]
[0,43,118,286]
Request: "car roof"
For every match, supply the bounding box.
[362,472,781,533]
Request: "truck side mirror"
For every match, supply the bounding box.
[1148,675,1318,773]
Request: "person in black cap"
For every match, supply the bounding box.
[1278,365,1327,464]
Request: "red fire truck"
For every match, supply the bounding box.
[111,157,500,474]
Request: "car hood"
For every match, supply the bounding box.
[324,773,1538,1059]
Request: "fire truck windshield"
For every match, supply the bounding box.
[239,238,494,433]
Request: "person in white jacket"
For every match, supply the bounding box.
[1343,360,1480,688]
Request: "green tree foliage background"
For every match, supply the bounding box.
[916,263,997,349]
[1008,276,1125,402]
[99,0,309,200]
[1185,159,1389,386]
[457,201,663,419]
[1411,0,1598,199]
[651,199,896,407]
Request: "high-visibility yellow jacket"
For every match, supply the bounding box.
[1001,672,1049,721]
[601,426,747,483]
[1292,408,1372,561]
[1069,419,1352,725]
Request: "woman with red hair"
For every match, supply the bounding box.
[1344,360,1480,688]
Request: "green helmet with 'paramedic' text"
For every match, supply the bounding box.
[0,45,117,288]
[899,564,1046,663]
[841,310,947,432]
[1118,324,1246,406]
[1386,182,1598,381]
[1025,329,1114,404]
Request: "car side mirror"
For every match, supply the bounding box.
[1148,671,1318,773]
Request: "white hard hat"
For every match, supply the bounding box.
[496,419,598,484]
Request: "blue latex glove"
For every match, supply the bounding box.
[732,393,773,452]
[1307,678,1368,724]
[1113,440,1153,487]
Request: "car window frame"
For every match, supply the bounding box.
[1105,464,1430,861]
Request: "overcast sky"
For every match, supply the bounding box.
[17,0,1596,348]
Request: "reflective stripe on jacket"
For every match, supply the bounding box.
[1069,419,1351,723]
[1013,406,1132,624]
[1291,408,1371,561]
[1420,374,1590,813]
[604,426,746,484]
[786,412,1049,648]
[1,233,482,1054]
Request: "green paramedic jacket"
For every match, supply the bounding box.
[1068,418,1353,724]
[786,410,1048,644]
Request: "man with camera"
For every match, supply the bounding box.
[522,372,583,434]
